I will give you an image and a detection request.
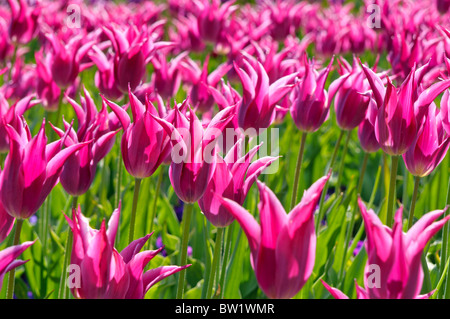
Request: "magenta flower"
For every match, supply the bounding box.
[51,88,119,196]
[198,141,278,227]
[179,55,232,113]
[150,51,188,99]
[329,57,371,130]
[0,241,34,292]
[0,119,89,219]
[362,63,450,155]
[208,78,243,153]
[290,56,334,132]
[440,89,450,136]
[45,32,95,89]
[218,175,329,299]
[35,49,61,111]
[196,0,237,44]
[104,88,171,180]
[66,205,190,299]
[0,93,36,153]
[322,198,450,299]
[88,45,123,101]
[7,0,40,44]
[403,103,450,177]
[357,96,380,153]
[234,58,297,133]
[169,14,205,53]
[152,102,235,203]
[102,23,172,93]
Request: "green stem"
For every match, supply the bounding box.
[338,151,369,283]
[347,158,383,259]
[290,131,307,211]
[114,131,123,209]
[385,155,399,227]
[335,130,352,193]
[129,178,142,243]
[176,202,193,299]
[368,160,383,209]
[218,223,234,299]
[6,219,24,299]
[441,175,450,298]
[407,176,420,230]
[421,249,432,295]
[40,195,51,298]
[316,130,345,233]
[148,168,164,237]
[206,227,224,299]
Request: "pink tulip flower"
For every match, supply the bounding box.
[104,88,171,179]
[322,198,450,299]
[150,51,188,99]
[218,175,329,299]
[66,205,190,299]
[403,103,450,177]
[329,57,372,130]
[198,140,278,227]
[102,23,172,93]
[7,0,40,44]
[208,78,243,153]
[152,101,235,203]
[440,90,450,136]
[234,57,297,133]
[50,88,119,196]
[357,96,380,153]
[0,241,34,292]
[195,0,238,44]
[169,14,205,53]
[88,45,123,101]
[0,119,89,219]
[35,49,61,111]
[362,63,450,155]
[45,32,95,89]
[179,55,232,113]
[0,93,36,153]
[290,56,334,132]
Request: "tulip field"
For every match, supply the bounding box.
[1,0,450,302]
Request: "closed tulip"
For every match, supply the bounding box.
[218,175,329,299]
[104,88,171,179]
[290,56,334,132]
[235,58,297,134]
[66,205,190,299]
[45,32,95,89]
[152,101,235,203]
[51,87,119,196]
[357,95,380,153]
[7,0,40,44]
[329,57,371,130]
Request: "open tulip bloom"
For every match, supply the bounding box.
[65,205,190,299]
[0,119,89,220]
[218,175,329,299]
[3,0,450,303]
[322,198,450,299]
